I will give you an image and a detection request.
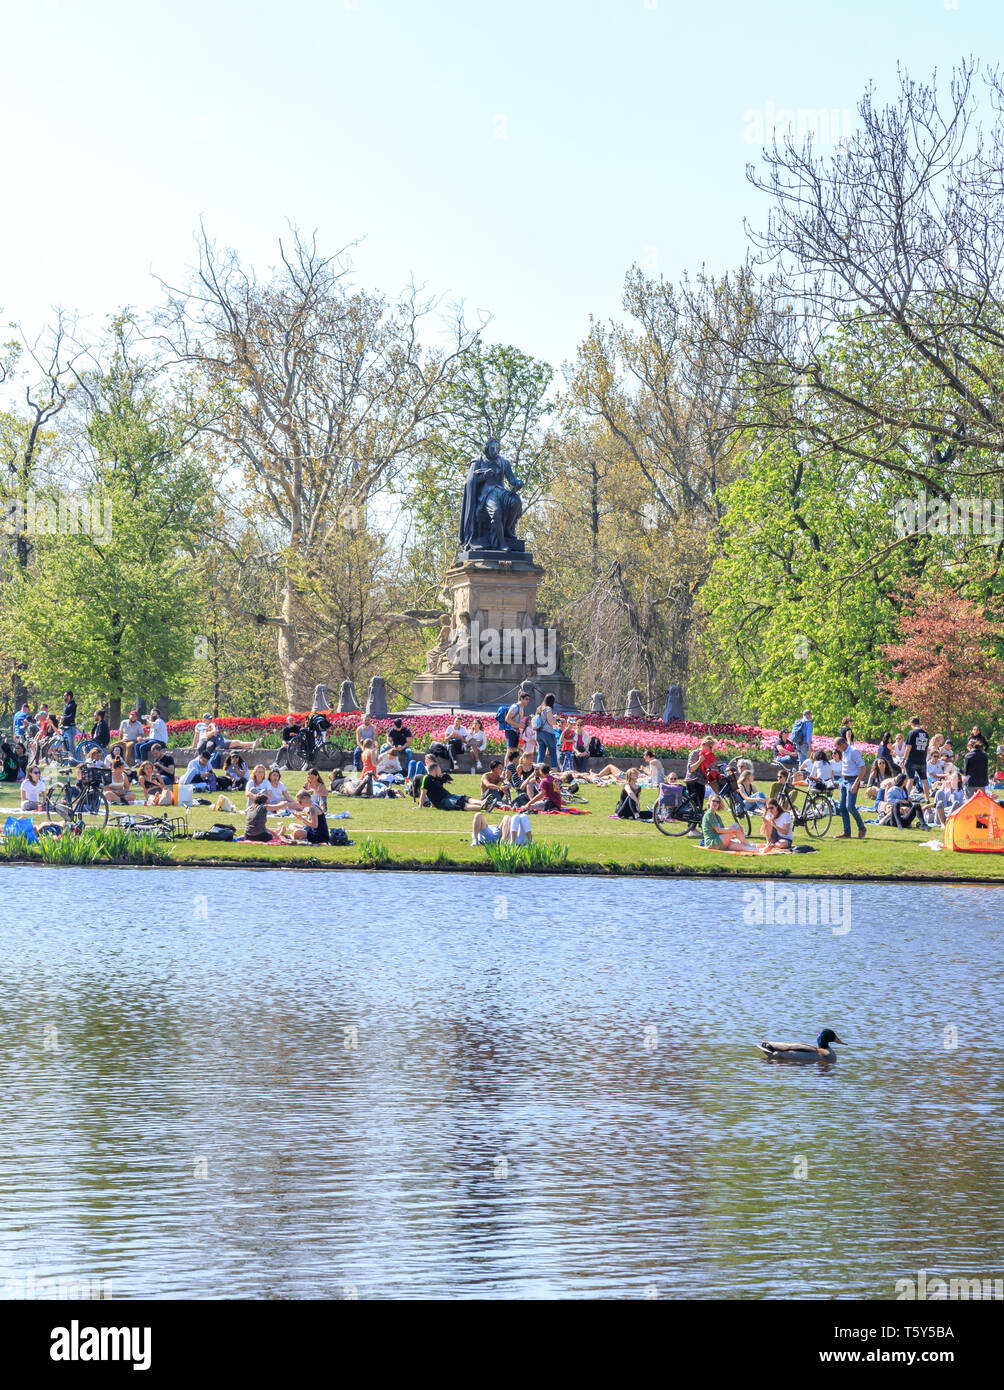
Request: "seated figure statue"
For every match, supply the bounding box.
[458,438,525,555]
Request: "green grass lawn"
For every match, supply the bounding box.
[4,771,1004,881]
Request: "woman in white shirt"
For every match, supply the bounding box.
[465,718,488,772]
[376,749,402,781]
[20,767,46,811]
[762,798,793,848]
[809,752,837,788]
[265,767,297,809]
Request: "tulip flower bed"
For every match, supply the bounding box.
[159,710,874,760]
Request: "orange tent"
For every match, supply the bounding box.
[944,789,1004,852]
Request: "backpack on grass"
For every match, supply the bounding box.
[193,823,236,841]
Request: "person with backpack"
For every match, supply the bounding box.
[499,691,530,754]
[533,694,559,766]
[791,710,813,767]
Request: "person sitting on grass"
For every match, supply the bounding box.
[502,748,522,795]
[348,738,378,797]
[376,746,403,782]
[265,766,297,810]
[245,763,270,803]
[878,774,920,828]
[701,792,752,852]
[470,809,532,846]
[639,750,666,787]
[106,757,135,805]
[612,767,652,820]
[934,772,966,826]
[217,752,249,792]
[480,759,509,811]
[526,763,564,813]
[419,760,483,812]
[303,768,328,811]
[136,761,170,806]
[280,788,330,845]
[183,751,217,794]
[20,766,46,811]
[244,790,272,843]
[761,798,794,849]
[734,761,766,812]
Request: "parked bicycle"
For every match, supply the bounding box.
[770,764,834,837]
[653,761,751,838]
[40,764,110,828]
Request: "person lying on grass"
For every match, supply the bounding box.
[701,792,752,852]
[419,760,483,812]
[279,789,330,845]
[580,764,627,784]
[470,809,532,846]
[761,798,793,849]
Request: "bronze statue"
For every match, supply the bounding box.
[459,438,525,555]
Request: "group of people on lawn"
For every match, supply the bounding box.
[768,711,995,836]
[10,690,998,853]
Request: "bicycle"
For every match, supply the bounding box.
[770,764,834,838]
[108,810,190,840]
[652,762,751,838]
[40,766,110,828]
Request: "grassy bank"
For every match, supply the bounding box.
[4,772,1004,881]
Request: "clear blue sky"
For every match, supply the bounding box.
[3,0,1000,370]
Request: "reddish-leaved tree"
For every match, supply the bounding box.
[881,582,1003,742]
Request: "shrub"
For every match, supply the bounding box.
[358,836,391,866]
[483,840,569,873]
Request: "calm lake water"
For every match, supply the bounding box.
[0,867,1001,1300]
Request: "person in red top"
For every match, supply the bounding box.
[526,764,563,812]
[685,736,718,807]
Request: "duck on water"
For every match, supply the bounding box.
[757,1028,845,1062]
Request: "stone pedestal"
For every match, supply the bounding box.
[411,555,576,708]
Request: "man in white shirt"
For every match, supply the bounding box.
[135,707,169,764]
[834,737,866,838]
[445,720,469,761]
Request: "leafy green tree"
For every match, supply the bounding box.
[2,319,202,726]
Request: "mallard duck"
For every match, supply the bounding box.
[757,1028,844,1062]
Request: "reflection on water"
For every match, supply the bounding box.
[0,868,1001,1299]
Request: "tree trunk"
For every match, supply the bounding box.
[276,579,314,712]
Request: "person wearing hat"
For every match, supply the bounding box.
[119,709,146,766]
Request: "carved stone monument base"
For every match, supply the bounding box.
[411,556,576,708]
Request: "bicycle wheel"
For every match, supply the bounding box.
[286,743,308,772]
[74,737,104,761]
[81,788,109,828]
[726,795,751,838]
[41,790,70,822]
[653,799,699,836]
[803,792,833,837]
